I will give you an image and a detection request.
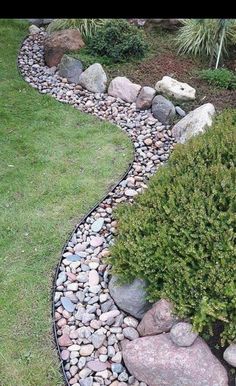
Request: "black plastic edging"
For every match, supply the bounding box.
[17,31,135,386]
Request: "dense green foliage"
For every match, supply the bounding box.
[176,19,236,66]
[198,68,236,89]
[110,110,236,345]
[46,18,106,41]
[87,19,148,62]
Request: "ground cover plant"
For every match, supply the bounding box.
[110,110,236,346]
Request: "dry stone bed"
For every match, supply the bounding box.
[18,28,229,386]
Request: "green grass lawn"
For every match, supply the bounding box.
[0,19,133,386]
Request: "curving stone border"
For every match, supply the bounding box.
[18,31,176,386]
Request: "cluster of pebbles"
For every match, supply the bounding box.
[18,31,176,386]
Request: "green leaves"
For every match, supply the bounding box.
[86,19,148,63]
[198,68,236,90]
[175,19,236,65]
[46,19,106,41]
[110,110,236,345]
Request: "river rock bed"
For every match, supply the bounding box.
[18,31,176,386]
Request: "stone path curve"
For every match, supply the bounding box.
[18,31,176,386]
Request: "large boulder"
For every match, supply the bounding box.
[108,77,141,103]
[155,76,196,101]
[136,86,156,110]
[108,276,151,319]
[151,95,176,124]
[79,63,107,93]
[58,55,83,84]
[223,343,236,367]
[137,299,176,336]
[172,103,216,144]
[122,334,228,386]
[44,29,85,67]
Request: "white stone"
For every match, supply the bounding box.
[29,25,41,34]
[100,310,120,321]
[172,103,216,144]
[155,76,196,101]
[89,270,100,286]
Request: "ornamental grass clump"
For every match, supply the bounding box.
[109,110,236,345]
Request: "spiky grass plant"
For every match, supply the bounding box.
[176,19,236,67]
[46,18,107,41]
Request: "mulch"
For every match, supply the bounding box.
[108,52,236,113]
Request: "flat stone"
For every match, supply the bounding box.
[79,377,93,386]
[123,327,139,340]
[68,344,81,351]
[100,310,120,321]
[87,360,109,372]
[91,332,106,349]
[125,189,138,197]
[66,254,82,262]
[175,106,186,117]
[89,270,100,286]
[90,236,104,248]
[61,297,76,313]
[67,283,79,291]
[61,349,70,360]
[124,316,139,328]
[80,344,94,356]
[91,218,105,232]
[58,54,83,84]
[151,95,175,124]
[58,333,73,347]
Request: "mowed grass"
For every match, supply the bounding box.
[0,19,133,386]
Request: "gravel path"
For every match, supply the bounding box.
[18,31,176,386]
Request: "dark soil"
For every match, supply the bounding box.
[107,52,236,113]
[106,26,236,113]
[205,322,235,386]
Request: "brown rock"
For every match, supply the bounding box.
[136,86,156,110]
[137,299,176,336]
[44,29,85,67]
[122,334,228,386]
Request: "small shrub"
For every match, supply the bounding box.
[109,110,236,345]
[198,68,236,89]
[86,19,148,63]
[46,19,106,41]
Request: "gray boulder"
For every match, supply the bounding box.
[223,343,236,367]
[136,86,156,110]
[108,276,151,319]
[79,63,107,93]
[172,103,216,144]
[151,95,176,124]
[58,55,83,84]
[170,322,198,347]
[122,334,228,386]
